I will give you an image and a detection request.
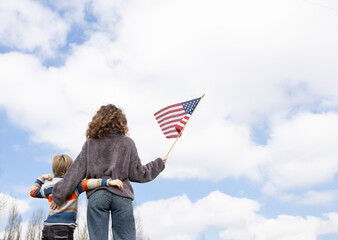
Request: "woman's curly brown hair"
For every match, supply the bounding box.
[86,104,129,139]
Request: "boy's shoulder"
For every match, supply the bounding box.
[43,177,63,189]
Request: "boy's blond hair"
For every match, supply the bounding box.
[52,154,73,177]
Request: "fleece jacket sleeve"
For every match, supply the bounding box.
[52,141,88,206]
[128,141,165,183]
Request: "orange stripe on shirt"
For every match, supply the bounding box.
[66,192,78,201]
[81,179,89,191]
[30,189,37,198]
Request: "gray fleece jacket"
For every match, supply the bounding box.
[52,132,165,206]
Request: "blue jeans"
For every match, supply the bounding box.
[42,225,74,240]
[87,189,136,240]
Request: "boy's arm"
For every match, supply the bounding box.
[30,174,53,198]
[77,179,124,194]
[76,179,108,194]
[50,178,124,210]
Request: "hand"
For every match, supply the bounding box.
[108,179,124,189]
[50,200,60,210]
[162,156,168,163]
[42,174,53,181]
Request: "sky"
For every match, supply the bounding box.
[1,0,338,239]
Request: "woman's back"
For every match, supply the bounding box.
[84,132,165,200]
[52,104,166,240]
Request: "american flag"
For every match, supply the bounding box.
[154,97,201,138]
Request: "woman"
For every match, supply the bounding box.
[52,104,167,240]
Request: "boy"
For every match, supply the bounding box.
[30,154,123,240]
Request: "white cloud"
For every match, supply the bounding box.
[0,193,31,217]
[297,190,338,206]
[1,0,338,201]
[39,0,91,26]
[136,191,261,240]
[113,0,338,122]
[0,0,69,56]
[161,111,338,203]
[262,112,338,196]
[136,191,338,240]
[161,116,267,181]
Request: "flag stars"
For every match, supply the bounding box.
[182,98,200,114]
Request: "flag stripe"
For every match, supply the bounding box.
[160,114,189,130]
[163,129,179,135]
[176,115,190,132]
[155,107,185,121]
[165,133,179,138]
[161,124,179,132]
[154,103,182,116]
[157,112,186,124]
[162,125,180,133]
[159,115,186,128]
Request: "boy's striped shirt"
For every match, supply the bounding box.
[30,176,109,227]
